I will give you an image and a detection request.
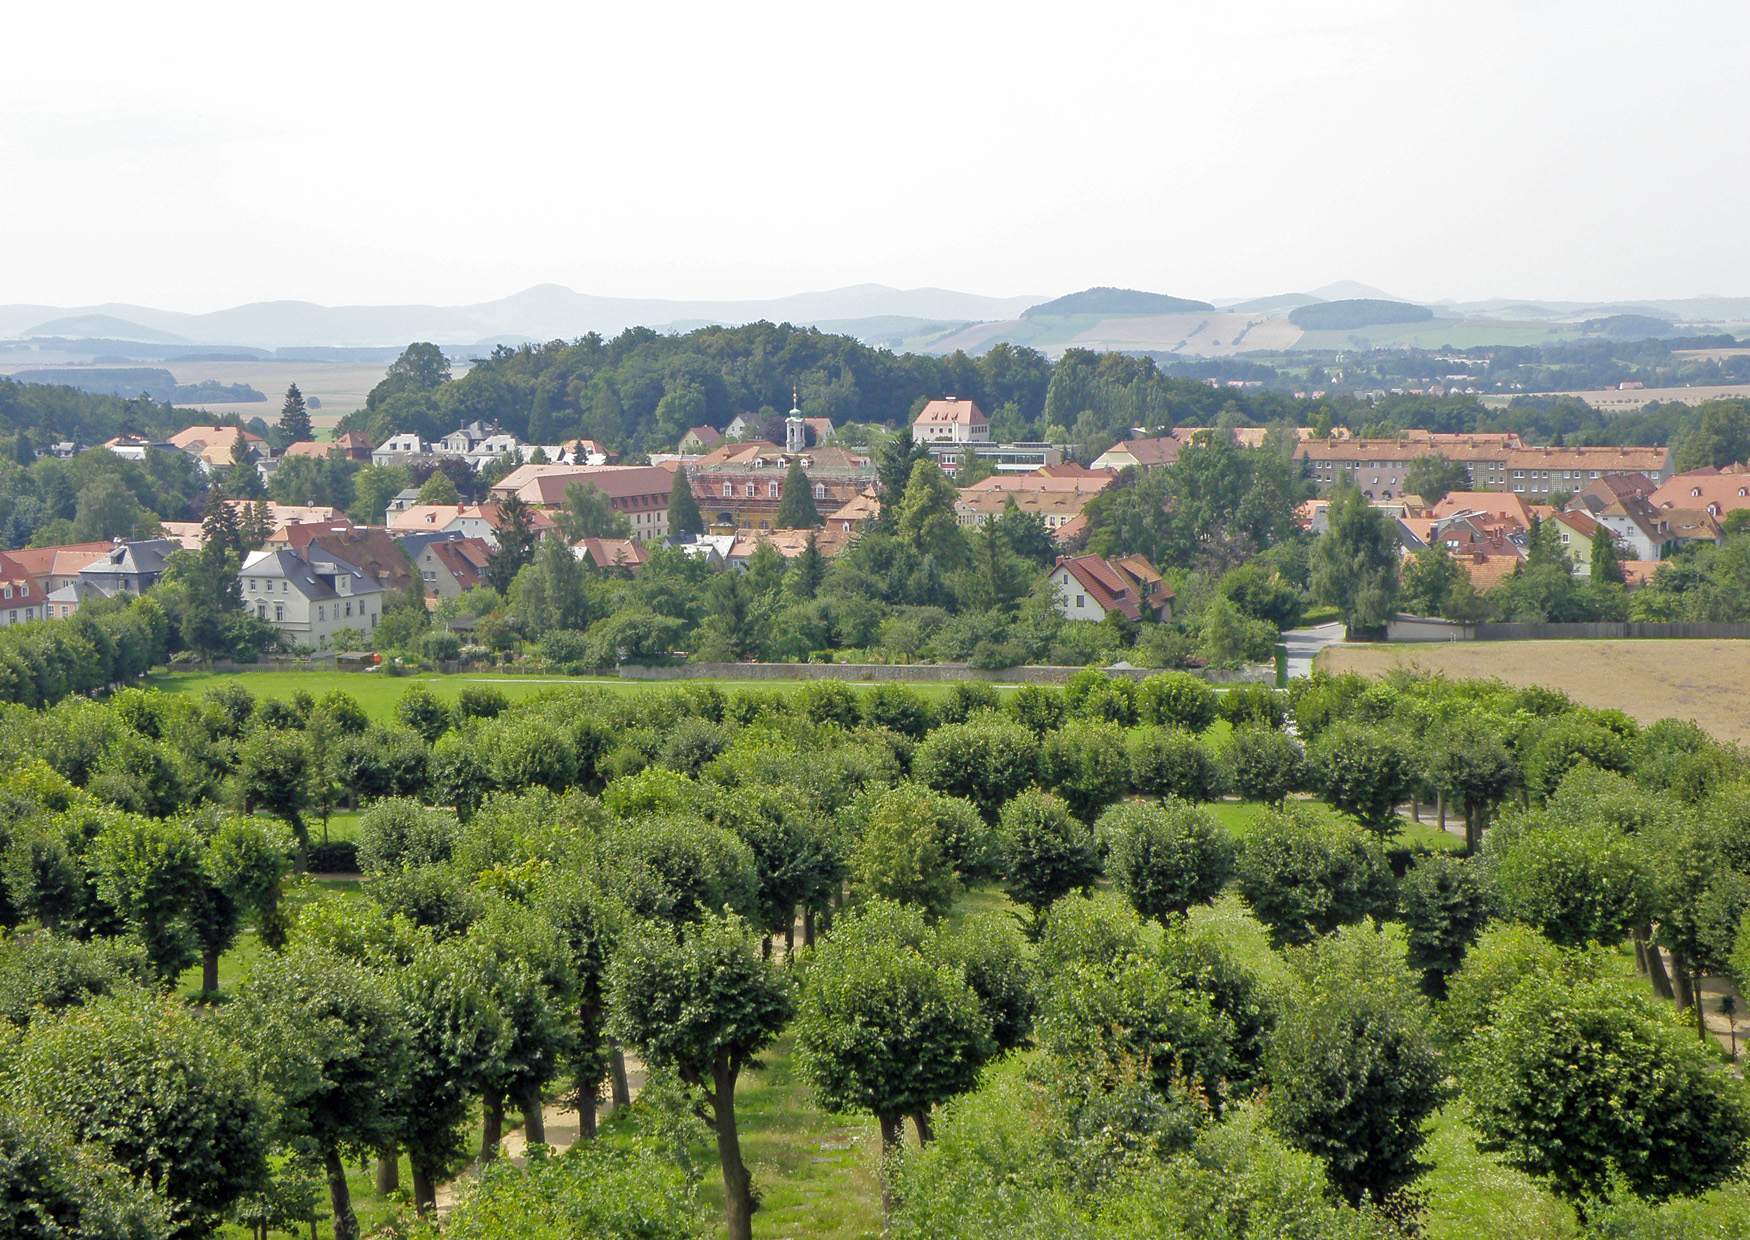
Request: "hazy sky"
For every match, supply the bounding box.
[5,0,1747,311]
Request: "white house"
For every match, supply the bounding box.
[912,398,991,445]
[240,547,386,651]
[438,421,493,456]
[466,433,523,471]
[371,433,428,466]
[1048,554,1172,624]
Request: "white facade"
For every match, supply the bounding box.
[371,433,427,465]
[241,549,386,651]
[1049,565,1109,622]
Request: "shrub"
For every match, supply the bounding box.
[1136,672,1217,732]
[1038,719,1130,820]
[913,716,1039,820]
[861,684,934,739]
[1126,726,1221,801]
[1222,726,1304,806]
[422,630,462,663]
[1217,684,1286,730]
[394,684,452,743]
[1234,808,1394,946]
[1306,722,1415,834]
[1100,800,1235,921]
[998,789,1101,916]
[1005,684,1066,734]
[355,797,459,875]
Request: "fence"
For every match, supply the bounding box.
[1385,615,1750,643]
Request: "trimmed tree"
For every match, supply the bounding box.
[1460,970,1750,1205]
[1490,820,1654,949]
[1233,808,1395,947]
[1099,800,1236,923]
[997,789,1101,923]
[1307,722,1415,835]
[794,901,993,1217]
[607,911,791,1240]
[1222,725,1304,807]
[1265,921,1444,1208]
[1397,852,1490,996]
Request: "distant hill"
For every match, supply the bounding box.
[0,284,1044,350]
[1308,280,1402,302]
[26,314,187,343]
[1290,299,1434,330]
[1580,313,1679,340]
[1222,292,1325,313]
[1022,287,1214,318]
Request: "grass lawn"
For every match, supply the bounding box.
[1203,797,1464,853]
[145,668,1021,725]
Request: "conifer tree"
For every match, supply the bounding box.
[278,384,312,444]
[776,460,821,529]
[668,465,704,540]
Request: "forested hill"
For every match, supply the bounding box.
[337,324,1297,458]
[0,377,204,444]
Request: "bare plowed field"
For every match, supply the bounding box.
[1321,639,1750,743]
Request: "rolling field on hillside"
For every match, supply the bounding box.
[1321,638,1750,742]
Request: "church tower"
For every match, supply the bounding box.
[784,385,806,453]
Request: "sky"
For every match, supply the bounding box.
[4,0,1748,312]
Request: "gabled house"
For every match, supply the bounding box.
[438,421,494,455]
[679,425,722,453]
[1091,435,1183,472]
[574,537,650,574]
[282,525,419,595]
[1048,554,1172,623]
[240,547,385,650]
[912,398,990,445]
[78,539,178,596]
[0,554,48,627]
[372,433,428,466]
[465,433,522,471]
[399,534,494,600]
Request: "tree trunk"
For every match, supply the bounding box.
[1634,935,1648,975]
[577,1083,598,1139]
[762,934,772,961]
[202,946,220,995]
[803,906,815,949]
[374,1148,399,1195]
[323,1146,357,1240]
[1437,790,1446,831]
[609,1046,631,1110]
[1694,971,1707,1038]
[784,916,795,963]
[1671,949,1695,1009]
[1411,795,1421,823]
[1645,935,1676,1000]
[910,1107,934,1146]
[410,1159,437,1217]
[520,1084,547,1146]
[877,1112,904,1221]
[710,1062,755,1240]
[481,1094,504,1163]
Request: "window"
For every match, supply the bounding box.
[768,483,779,498]
[1075,594,1085,608]
[744,484,755,498]
[722,483,733,497]
[318,605,326,621]
[345,602,352,617]
[813,484,826,500]
[274,604,284,621]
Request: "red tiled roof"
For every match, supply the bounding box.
[576,538,650,572]
[913,398,988,428]
[428,537,493,590]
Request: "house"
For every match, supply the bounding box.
[387,488,422,514]
[679,425,723,453]
[1569,472,1657,518]
[1298,434,1522,497]
[281,525,419,595]
[555,439,614,466]
[724,413,766,441]
[1502,445,1674,496]
[1092,435,1184,472]
[78,539,178,596]
[169,425,266,471]
[159,522,205,551]
[825,490,880,536]
[438,421,494,456]
[912,398,990,445]
[687,444,877,534]
[0,542,115,593]
[671,534,735,566]
[574,537,650,574]
[1550,510,1604,574]
[387,502,557,549]
[396,533,494,600]
[240,547,386,650]
[43,578,106,620]
[1429,491,1537,528]
[372,433,428,466]
[1596,495,1677,561]
[490,464,674,540]
[99,435,173,462]
[724,527,853,568]
[1649,468,1750,520]
[0,567,47,628]
[954,471,1118,531]
[465,433,523,472]
[280,433,372,464]
[1048,554,1172,623]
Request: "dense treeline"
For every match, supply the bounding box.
[1,667,1749,1236]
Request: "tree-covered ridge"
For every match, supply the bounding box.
[0,667,1747,1235]
[1290,299,1435,330]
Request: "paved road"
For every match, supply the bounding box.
[1281,621,1346,680]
